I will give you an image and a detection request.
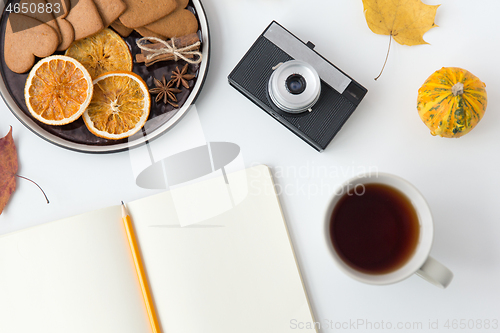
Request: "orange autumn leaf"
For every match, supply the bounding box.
[0,127,49,215]
[362,0,439,46]
[0,127,18,214]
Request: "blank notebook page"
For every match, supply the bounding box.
[0,206,151,332]
[0,165,315,332]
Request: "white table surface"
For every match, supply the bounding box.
[1,0,499,332]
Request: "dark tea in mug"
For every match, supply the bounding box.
[329,183,420,274]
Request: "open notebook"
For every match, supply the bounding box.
[0,165,316,332]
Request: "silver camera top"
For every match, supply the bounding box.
[263,23,352,94]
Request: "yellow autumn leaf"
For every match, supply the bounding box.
[362,0,439,46]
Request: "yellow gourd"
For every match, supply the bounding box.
[417,67,487,138]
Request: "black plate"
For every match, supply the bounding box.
[0,0,210,153]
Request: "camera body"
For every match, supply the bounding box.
[228,21,367,151]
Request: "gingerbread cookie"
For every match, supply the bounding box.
[93,0,127,27]
[177,0,189,9]
[110,19,133,37]
[18,0,61,43]
[119,0,177,29]
[134,27,166,39]
[66,0,103,40]
[145,9,198,39]
[4,14,59,74]
[45,0,75,51]
[54,16,74,51]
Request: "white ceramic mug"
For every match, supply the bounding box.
[324,173,453,288]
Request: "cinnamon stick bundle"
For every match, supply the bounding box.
[136,33,200,66]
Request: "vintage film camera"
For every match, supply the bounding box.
[228,21,367,151]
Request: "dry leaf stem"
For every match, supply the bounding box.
[375,34,392,81]
[16,175,50,204]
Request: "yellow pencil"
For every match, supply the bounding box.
[121,201,161,333]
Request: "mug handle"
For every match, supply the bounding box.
[416,256,453,288]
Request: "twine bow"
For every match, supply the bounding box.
[136,37,202,64]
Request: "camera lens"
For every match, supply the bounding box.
[286,74,306,95]
[268,60,321,114]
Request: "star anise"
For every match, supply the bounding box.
[171,63,195,89]
[149,76,181,107]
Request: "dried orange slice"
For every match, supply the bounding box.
[65,28,133,80]
[24,55,93,126]
[83,71,150,140]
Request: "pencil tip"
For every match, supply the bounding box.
[121,201,124,205]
